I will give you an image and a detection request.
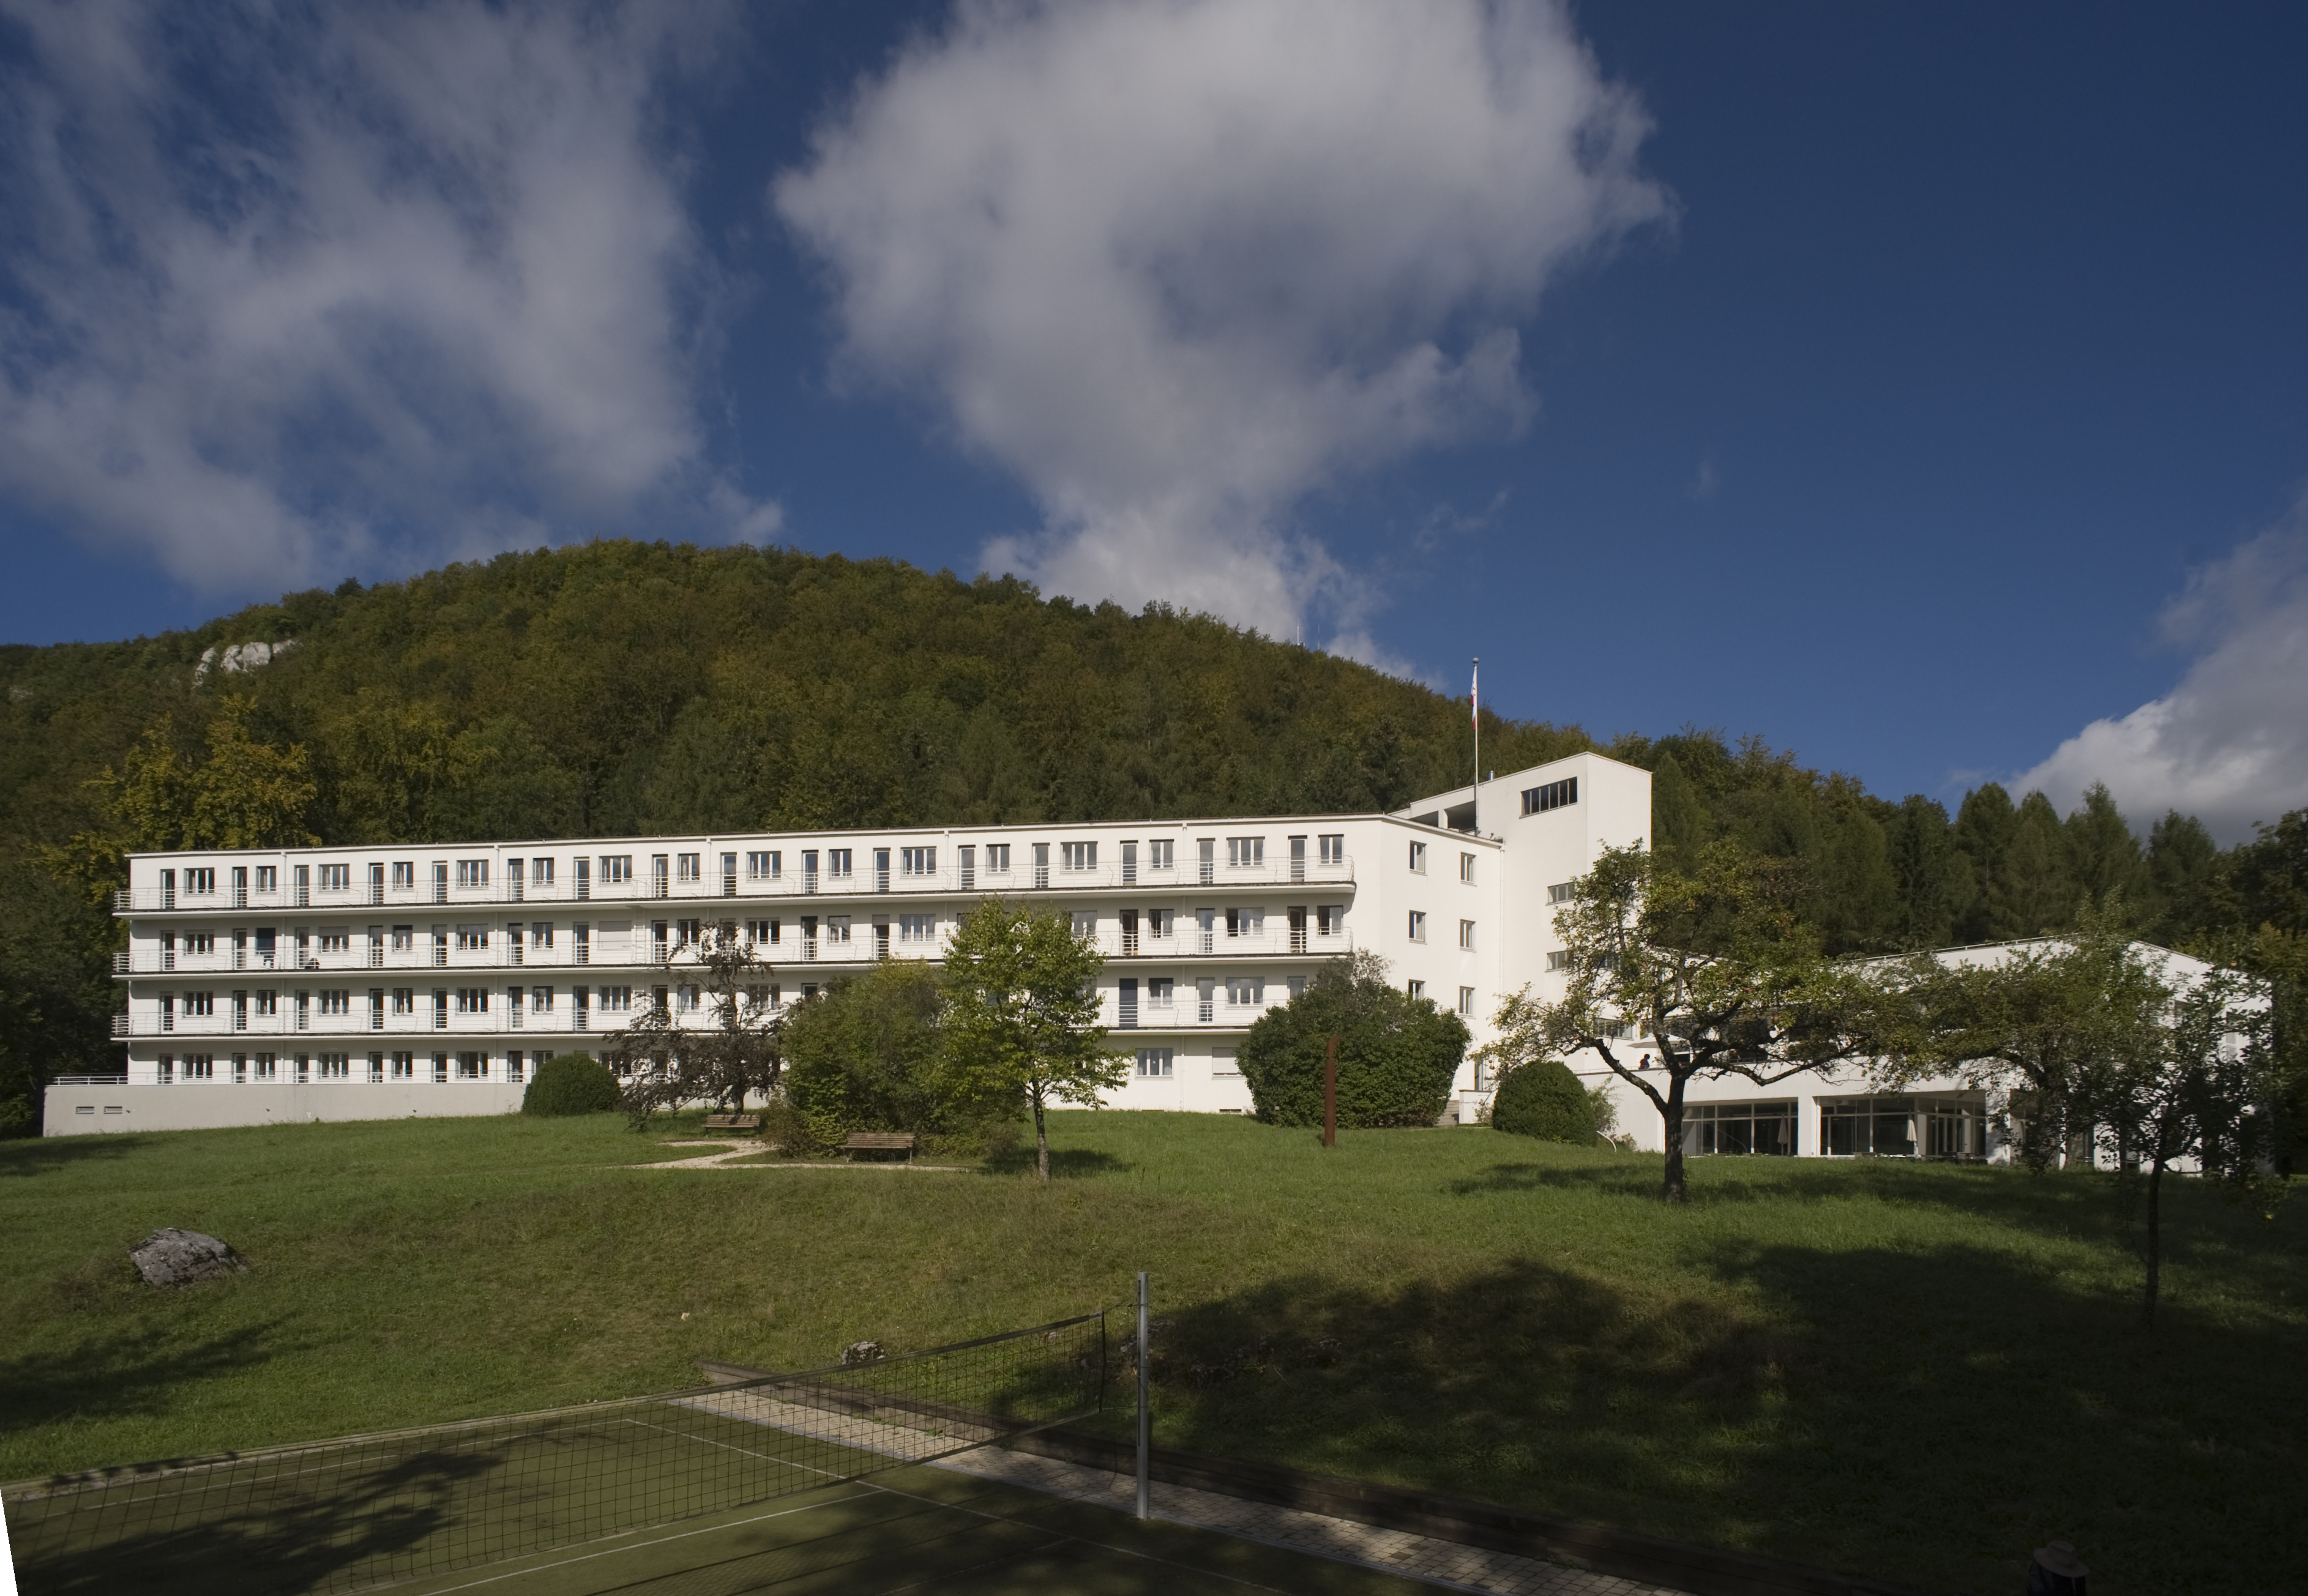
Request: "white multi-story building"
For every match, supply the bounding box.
[54,751,1652,1136]
[60,744,2165,1163]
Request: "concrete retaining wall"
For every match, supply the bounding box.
[44,1081,527,1136]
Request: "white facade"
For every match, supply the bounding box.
[63,752,1649,1135]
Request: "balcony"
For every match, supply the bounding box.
[105,1006,769,1040]
[1108,1004,1269,1032]
[109,854,1359,914]
[108,924,1354,980]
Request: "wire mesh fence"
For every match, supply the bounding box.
[4,1308,1111,1596]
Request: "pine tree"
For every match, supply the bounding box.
[2143,811,2219,942]
[1883,794,1968,949]
[2000,792,2080,937]
[2064,782,2146,908]
[1951,783,2019,941]
[1813,786,1899,953]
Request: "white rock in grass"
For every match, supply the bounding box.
[130,1228,248,1288]
[841,1340,886,1365]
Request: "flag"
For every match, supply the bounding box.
[1470,660,1478,729]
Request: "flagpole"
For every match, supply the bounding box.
[1471,657,1480,803]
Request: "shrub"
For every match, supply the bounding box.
[1490,1059,1597,1143]
[1240,952,1467,1128]
[521,1054,621,1117]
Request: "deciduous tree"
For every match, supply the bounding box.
[1900,900,2156,1170]
[603,925,785,1128]
[2079,956,2276,1327]
[939,898,1124,1182]
[1484,840,1905,1202]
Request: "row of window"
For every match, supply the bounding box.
[1404,913,1477,949]
[144,909,1356,971]
[1126,1048,1248,1079]
[152,1051,537,1083]
[153,975,1351,1022]
[1522,777,1579,816]
[1394,980,1480,1016]
[1402,841,1487,881]
[150,833,1365,900]
[150,1046,1275,1087]
[153,905,1351,947]
[1674,1097,1993,1159]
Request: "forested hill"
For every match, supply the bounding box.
[2,539,2301,1125]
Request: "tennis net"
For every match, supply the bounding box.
[4,1307,1112,1595]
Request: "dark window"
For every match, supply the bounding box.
[1521,777,1579,816]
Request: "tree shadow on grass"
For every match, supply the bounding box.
[1449,1153,2181,1242]
[1138,1240,2306,1595]
[980,1146,1133,1179]
[0,1135,146,1178]
[0,1318,299,1441]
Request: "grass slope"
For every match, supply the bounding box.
[4,1111,2301,1595]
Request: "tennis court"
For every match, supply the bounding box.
[4,1308,1439,1595]
[384,1464,1440,1595]
[9,1405,1432,1596]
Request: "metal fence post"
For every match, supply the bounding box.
[1324,1032,1339,1148]
[1136,1270,1151,1520]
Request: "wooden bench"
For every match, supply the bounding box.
[843,1132,916,1163]
[703,1113,761,1132]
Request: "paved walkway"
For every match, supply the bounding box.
[629,1139,971,1171]
[930,1444,1693,1596]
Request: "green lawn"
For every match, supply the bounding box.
[4,1111,2302,1595]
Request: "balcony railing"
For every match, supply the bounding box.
[107,927,1351,977]
[110,856,1358,914]
[108,1005,777,1040]
[106,998,1260,1040]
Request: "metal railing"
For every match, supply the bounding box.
[110,1010,591,1040]
[110,856,1358,914]
[106,999,1256,1040]
[106,926,1350,977]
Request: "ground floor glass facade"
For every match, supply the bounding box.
[1819,1094,1989,1160]
[1681,1100,1797,1157]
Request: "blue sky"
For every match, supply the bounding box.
[2,1,2304,839]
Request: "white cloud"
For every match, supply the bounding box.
[776,0,1665,646]
[2014,504,2308,843]
[0,0,773,592]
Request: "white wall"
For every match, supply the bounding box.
[44,1080,526,1136]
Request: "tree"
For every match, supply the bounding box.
[939,898,1125,1182]
[1883,794,1971,950]
[2143,810,2220,944]
[2064,782,2146,908]
[1484,840,1904,1202]
[46,696,320,904]
[1951,783,2019,942]
[2000,791,2078,937]
[1900,898,2159,1169]
[1648,751,1710,873]
[1813,783,1900,953]
[783,957,1018,1150]
[602,925,786,1128]
[1238,950,1467,1128]
[2233,925,2308,1178]
[2078,956,2277,1327]
[2219,808,2308,935]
